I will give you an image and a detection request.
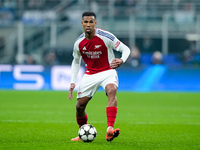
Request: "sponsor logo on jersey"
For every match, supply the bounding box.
[83,46,87,50]
[82,51,102,59]
[95,45,101,49]
[115,41,120,49]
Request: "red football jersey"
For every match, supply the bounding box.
[73,28,123,75]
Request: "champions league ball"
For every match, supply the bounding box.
[78,124,97,142]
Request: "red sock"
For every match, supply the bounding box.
[76,115,88,128]
[106,106,117,128]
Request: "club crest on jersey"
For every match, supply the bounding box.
[82,46,87,50]
[94,45,101,49]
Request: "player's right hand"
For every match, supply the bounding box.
[68,83,75,100]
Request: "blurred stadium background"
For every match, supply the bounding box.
[0,0,200,91]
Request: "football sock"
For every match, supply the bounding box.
[76,115,88,128]
[106,106,117,128]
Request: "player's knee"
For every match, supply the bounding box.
[106,86,117,96]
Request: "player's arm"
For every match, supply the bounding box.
[68,45,81,100]
[111,38,131,69]
[117,43,131,63]
[68,57,81,100]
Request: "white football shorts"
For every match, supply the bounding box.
[77,69,118,99]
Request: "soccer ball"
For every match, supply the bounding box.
[78,124,97,142]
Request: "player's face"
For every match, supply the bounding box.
[81,16,97,35]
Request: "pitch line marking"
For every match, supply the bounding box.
[1,120,200,125]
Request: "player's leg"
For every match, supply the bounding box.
[76,96,90,127]
[100,70,120,141]
[71,96,90,141]
[106,83,117,107]
[71,74,100,141]
[105,83,120,142]
[74,74,94,128]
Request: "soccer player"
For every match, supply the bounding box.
[68,11,130,142]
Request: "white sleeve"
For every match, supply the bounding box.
[111,36,131,63]
[70,43,82,84]
[117,43,131,63]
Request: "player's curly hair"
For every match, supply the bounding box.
[82,12,96,19]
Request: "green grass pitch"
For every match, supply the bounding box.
[0,91,200,150]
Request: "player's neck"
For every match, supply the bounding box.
[85,29,96,40]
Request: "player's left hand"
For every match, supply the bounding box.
[111,58,123,69]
